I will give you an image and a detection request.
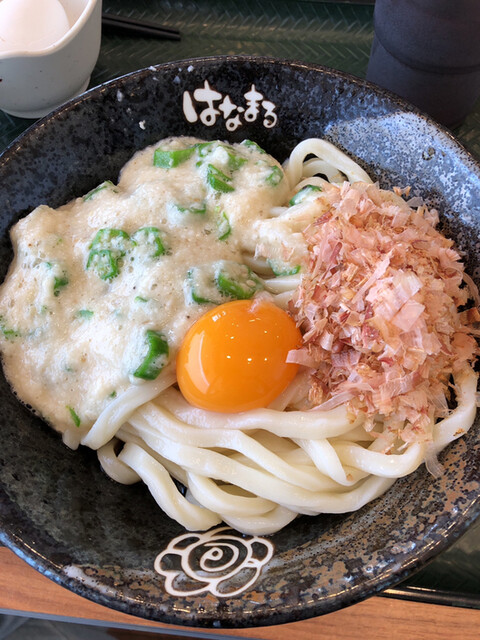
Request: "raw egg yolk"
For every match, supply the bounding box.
[176,299,302,413]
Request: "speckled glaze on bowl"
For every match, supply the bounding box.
[0,56,479,628]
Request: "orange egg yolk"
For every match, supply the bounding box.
[176,299,302,413]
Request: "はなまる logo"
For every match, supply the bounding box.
[183,81,278,132]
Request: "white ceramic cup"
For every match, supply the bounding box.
[0,0,102,119]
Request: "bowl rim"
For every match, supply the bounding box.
[0,54,479,628]
[4,53,480,180]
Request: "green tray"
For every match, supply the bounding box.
[1,0,479,610]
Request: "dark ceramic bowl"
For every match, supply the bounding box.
[0,56,479,628]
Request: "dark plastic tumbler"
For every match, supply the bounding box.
[366,0,480,128]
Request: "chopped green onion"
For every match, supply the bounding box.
[132,227,168,257]
[242,139,266,154]
[44,262,68,296]
[175,202,207,216]
[266,165,284,186]
[89,228,131,253]
[87,228,131,280]
[67,406,81,427]
[226,150,247,172]
[289,184,322,206]
[0,316,19,340]
[189,203,207,215]
[186,267,224,305]
[195,143,247,175]
[86,249,119,281]
[133,330,169,380]
[154,146,195,168]
[216,262,263,300]
[109,390,117,399]
[75,309,94,319]
[2,328,19,339]
[134,296,148,303]
[217,211,231,241]
[186,261,263,304]
[267,259,301,276]
[207,164,235,193]
[195,142,214,158]
[53,273,69,296]
[84,180,116,201]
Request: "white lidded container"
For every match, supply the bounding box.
[0,0,101,118]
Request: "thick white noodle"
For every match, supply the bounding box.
[118,443,221,531]
[263,274,301,294]
[295,176,329,191]
[186,473,275,517]
[121,419,392,513]
[117,426,189,485]
[271,291,294,310]
[302,159,346,184]
[97,438,140,484]
[332,441,426,478]
[82,367,176,450]
[241,254,272,275]
[432,367,478,453]
[294,438,368,486]
[62,427,83,450]
[153,387,359,438]
[90,367,474,534]
[283,138,373,188]
[129,409,336,491]
[222,506,298,536]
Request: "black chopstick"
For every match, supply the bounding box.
[102,13,181,41]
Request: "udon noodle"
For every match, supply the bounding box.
[0,138,478,535]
